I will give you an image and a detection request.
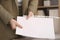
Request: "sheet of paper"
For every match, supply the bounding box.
[16,16,55,39]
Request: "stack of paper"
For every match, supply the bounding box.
[16,16,55,39]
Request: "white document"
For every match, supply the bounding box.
[16,16,55,39]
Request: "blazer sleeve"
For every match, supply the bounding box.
[0,5,14,24]
[28,0,38,15]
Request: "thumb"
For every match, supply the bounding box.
[16,22,22,29]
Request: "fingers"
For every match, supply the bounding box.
[16,22,22,29]
[10,19,22,30]
[27,11,34,19]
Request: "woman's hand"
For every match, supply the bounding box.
[27,11,34,19]
[10,19,22,30]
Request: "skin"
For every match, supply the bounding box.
[10,11,33,30]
